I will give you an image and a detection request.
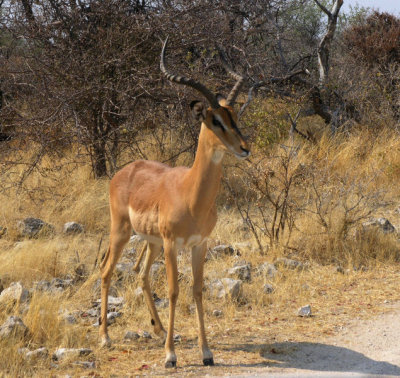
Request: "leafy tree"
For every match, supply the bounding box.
[343,11,400,120]
[344,11,400,69]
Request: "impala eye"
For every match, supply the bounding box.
[212,117,224,129]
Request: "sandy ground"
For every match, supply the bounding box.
[236,302,400,377]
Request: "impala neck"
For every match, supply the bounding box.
[186,123,224,215]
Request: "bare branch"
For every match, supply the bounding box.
[239,69,310,117]
[238,81,262,117]
[313,0,331,18]
[287,110,315,143]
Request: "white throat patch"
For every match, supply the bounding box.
[211,150,225,164]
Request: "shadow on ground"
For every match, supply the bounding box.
[216,341,400,376]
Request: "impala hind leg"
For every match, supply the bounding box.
[164,240,179,368]
[99,219,131,347]
[133,242,147,273]
[192,243,214,366]
[139,242,166,339]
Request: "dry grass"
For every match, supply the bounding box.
[1,123,400,376]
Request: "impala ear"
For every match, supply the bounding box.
[190,100,207,121]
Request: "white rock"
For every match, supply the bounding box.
[72,360,96,369]
[154,297,169,308]
[25,347,49,360]
[133,287,143,298]
[150,262,165,280]
[139,330,152,339]
[0,282,30,305]
[129,235,142,245]
[63,314,77,325]
[34,280,51,292]
[257,262,278,279]
[96,296,124,307]
[107,311,122,324]
[0,316,28,339]
[275,258,303,270]
[17,217,54,237]
[227,264,251,282]
[63,222,84,234]
[50,277,74,291]
[263,283,274,294]
[116,260,135,275]
[298,304,312,317]
[123,248,136,258]
[363,217,395,234]
[208,278,242,300]
[82,308,98,318]
[18,347,30,355]
[92,311,121,327]
[212,309,223,317]
[108,296,124,306]
[124,331,140,341]
[52,348,92,361]
[210,245,240,257]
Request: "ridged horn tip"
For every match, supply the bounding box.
[160,36,169,74]
[160,36,220,109]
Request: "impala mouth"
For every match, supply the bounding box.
[234,150,250,160]
[238,146,250,159]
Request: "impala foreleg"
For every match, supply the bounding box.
[192,243,214,366]
[164,240,179,368]
[139,242,167,340]
[99,221,130,347]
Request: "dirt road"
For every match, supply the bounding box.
[244,302,400,377]
[97,301,400,377]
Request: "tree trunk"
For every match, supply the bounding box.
[20,0,35,22]
[91,108,109,178]
[92,139,108,178]
[314,0,343,87]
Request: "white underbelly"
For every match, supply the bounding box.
[136,233,163,246]
[176,234,206,249]
[129,206,207,249]
[134,232,206,249]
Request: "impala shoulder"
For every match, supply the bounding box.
[158,166,190,189]
[131,160,171,174]
[114,160,170,184]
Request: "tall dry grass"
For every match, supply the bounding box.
[223,124,400,267]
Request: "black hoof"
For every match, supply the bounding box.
[203,358,214,366]
[165,360,177,368]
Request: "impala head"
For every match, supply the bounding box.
[160,37,250,159]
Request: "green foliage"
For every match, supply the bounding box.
[338,3,371,31]
[243,98,297,151]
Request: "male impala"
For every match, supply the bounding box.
[99,37,250,368]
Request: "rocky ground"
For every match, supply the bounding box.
[1,216,400,376]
